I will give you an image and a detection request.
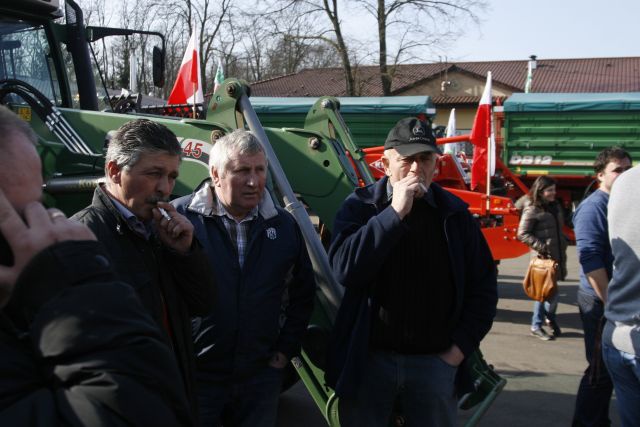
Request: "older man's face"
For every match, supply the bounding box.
[0,131,43,213]
[382,149,438,189]
[212,151,267,220]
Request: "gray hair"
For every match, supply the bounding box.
[209,129,267,175]
[105,119,182,170]
[0,105,38,148]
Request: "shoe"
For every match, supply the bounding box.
[545,319,562,337]
[531,328,554,341]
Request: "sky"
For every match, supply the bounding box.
[343,0,640,63]
[443,0,640,61]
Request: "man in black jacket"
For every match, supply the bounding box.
[72,119,217,417]
[327,118,497,427]
[0,105,192,426]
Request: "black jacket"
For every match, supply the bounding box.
[326,178,498,398]
[0,239,193,426]
[72,186,216,414]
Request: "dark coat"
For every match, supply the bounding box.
[0,240,193,426]
[326,177,498,398]
[517,202,568,280]
[72,186,216,413]
[172,180,315,382]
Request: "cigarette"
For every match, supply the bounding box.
[158,207,172,221]
[419,183,428,193]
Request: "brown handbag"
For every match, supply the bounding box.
[522,256,558,302]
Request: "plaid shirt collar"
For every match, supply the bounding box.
[211,189,258,267]
[211,192,259,223]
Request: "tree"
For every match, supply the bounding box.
[356,0,486,95]
[258,0,357,95]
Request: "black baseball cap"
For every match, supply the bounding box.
[384,117,441,157]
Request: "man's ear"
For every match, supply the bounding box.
[211,166,221,187]
[106,160,122,184]
[381,154,392,177]
[596,170,605,184]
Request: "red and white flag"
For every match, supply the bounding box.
[470,72,495,191]
[168,30,204,105]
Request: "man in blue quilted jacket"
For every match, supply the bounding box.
[173,129,315,427]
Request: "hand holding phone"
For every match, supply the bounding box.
[0,189,95,307]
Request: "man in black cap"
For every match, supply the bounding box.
[325,117,498,426]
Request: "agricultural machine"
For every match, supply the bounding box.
[0,0,505,425]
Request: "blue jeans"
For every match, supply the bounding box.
[339,351,458,427]
[573,290,613,427]
[531,293,558,330]
[602,343,640,427]
[198,366,284,427]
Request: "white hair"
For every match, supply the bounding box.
[208,129,267,175]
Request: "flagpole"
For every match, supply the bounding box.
[192,82,197,119]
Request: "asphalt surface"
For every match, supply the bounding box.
[276,246,621,426]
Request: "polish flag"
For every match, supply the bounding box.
[168,30,204,105]
[470,72,495,192]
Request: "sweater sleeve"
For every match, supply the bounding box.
[574,197,609,275]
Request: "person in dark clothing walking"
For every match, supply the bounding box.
[0,105,192,426]
[518,175,568,341]
[72,119,217,419]
[572,147,632,427]
[326,117,498,427]
[173,129,315,427]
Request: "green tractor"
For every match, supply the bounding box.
[0,1,504,425]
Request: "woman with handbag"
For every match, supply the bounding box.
[517,176,568,341]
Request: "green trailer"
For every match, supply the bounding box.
[501,92,640,208]
[251,96,436,149]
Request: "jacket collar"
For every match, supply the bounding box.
[94,184,152,238]
[186,178,278,220]
[356,176,469,215]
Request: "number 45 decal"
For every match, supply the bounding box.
[183,140,203,159]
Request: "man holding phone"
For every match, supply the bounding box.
[0,106,192,425]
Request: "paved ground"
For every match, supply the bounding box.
[276,246,620,426]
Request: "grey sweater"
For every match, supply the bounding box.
[603,164,640,356]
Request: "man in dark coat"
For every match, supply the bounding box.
[172,129,315,427]
[326,117,498,426]
[0,106,192,426]
[73,119,216,417]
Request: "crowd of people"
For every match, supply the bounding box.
[0,104,638,426]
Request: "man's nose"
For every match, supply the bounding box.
[157,176,172,195]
